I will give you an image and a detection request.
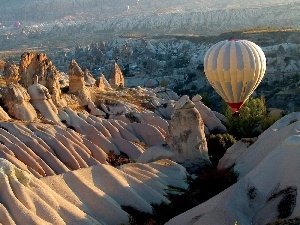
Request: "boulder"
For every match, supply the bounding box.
[2,84,37,121]
[28,76,61,124]
[192,94,227,134]
[84,69,96,86]
[166,95,210,170]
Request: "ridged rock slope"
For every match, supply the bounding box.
[0,158,188,225]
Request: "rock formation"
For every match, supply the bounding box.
[84,69,96,86]
[166,112,300,225]
[0,158,188,225]
[18,52,61,105]
[166,95,210,171]
[0,59,5,72]
[192,94,227,135]
[108,62,124,88]
[3,61,20,84]
[68,59,85,94]
[28,76,61,124]
[96,73,111,91]
[2,84,37,121]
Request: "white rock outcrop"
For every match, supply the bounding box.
[28,77,61,124]
[166,95,210,170]
[0,158,188,225]
[2,84,37,122]
[166,112,300,225]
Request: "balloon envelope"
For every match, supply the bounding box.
[204,40,266,112]
[13,21,21,28]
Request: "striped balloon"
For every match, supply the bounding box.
[204,40,266,112]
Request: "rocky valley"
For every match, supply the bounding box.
[0,1,300,224]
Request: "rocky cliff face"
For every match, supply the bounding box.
[19,52,61,105]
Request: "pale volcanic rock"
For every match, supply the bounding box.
[192,94,227,134]
[68,59,85,94]
[166,116,300,225]
[3,61,20,84]
[108,62,124,88]
[154,87,180,101]
[132,112,169,133]
[108,119,139,142]
[18,52,61,105]
[28,79,61,124]
[28,124,103,167]
[95,73,112,91]
[220,112,300,178]
[109,114,132,124]
[83,69,96,86]
[217,140,251,169]
[137,145,175,163]
[109,137,144,159]
[107,100,140,115]
[42,159,188,216]
[87,100,106,117]
[2,84,37,121]
[128,123,165,147]
[166,95,210,169]
[152,98,176,120]
[0,158,107,225]
[60,108,120,154]
[0,107,11,121]
[0,122,69,175]
[75,87,91,106]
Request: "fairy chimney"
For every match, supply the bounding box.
[68,59,85,94]
[96,73,112,91]
[108,62,124,88]
[166,95,210,171]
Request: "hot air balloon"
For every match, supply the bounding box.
[204,39,266,114]
[13,21,21,28]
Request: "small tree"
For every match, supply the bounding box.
[207,134,236,166]
[224,97,267,139]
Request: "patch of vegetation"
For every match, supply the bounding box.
[268,186,297,219]
[266,217,300,225]
[123,167,238,224]
[207,133,236,166]
[106,150,135,167]
[224,97,267,139]
[260,114,282,131]
[247,187,257,200]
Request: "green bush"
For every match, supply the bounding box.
[207,134,236,165]
[260,114,282,131]
[224,97,267,139]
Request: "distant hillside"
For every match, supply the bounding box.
[0,0,299,36]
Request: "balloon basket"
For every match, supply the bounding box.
[232,111,240,117]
